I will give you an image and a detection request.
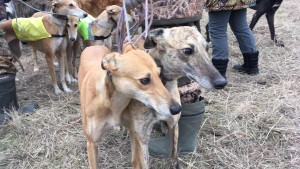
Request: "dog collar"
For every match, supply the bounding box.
[88,22,114,41]
[52,9,68,21]
[161,76,174,86]
[93,27,114,40]
[154,58,174,85]
[107,70,113,82]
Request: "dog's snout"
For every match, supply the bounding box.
[83,13,88,18]
[213,78,227,89]
[70,37,76,41]
[170,100,181,115]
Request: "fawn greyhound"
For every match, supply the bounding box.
[79,44,182,169]
[31,11,80,84]
[0,0,87,94]
[78,5,132,47]
[61,5,132,83]
[124,27,227,169]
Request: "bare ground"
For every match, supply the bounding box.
[0,0,299,168]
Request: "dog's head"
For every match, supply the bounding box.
[105,5,132,23]
[66,15,79,41]
[144,27,227,89]
[101,44,181,116]
[50,0,87,18]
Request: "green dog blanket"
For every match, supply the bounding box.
[77,15,94,41]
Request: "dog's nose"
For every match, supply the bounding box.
[70,37,75,41]
[83,13,88,18]
[213,78,227,89]
[169,100,182,115]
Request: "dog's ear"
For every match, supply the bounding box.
[101,53,120,71]
[144,28,164,49]
[123,44,136,53]
[106,5,122,15]
[51,0,59,7]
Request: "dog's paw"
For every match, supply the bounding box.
[33,67,39,72]
[276,42,285,47]
[66,73,71,84]
[53,62,59,67]
[54,88,63,95]
[64,88,73,93]
[71,78,78,83]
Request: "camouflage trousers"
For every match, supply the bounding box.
[0,37,16,75]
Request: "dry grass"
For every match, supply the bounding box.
[1,0,299,168]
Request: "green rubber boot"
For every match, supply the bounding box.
[148,97,205,156]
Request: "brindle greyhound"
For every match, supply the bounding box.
[122,27,227,169]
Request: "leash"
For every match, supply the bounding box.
[12,0,69,17]
[116,0,154,53]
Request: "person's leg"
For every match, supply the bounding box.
[229,9,259,74]
[209,10,231,78]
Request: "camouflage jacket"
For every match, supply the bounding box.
[136,0,206,20]
[205,0,256,12]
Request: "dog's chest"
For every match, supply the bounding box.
[51,38,65,50]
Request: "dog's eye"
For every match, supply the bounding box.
[66,24,70,27]
[74,24,77,27]
[139,78,151,85]
[182,48,194,55]
[69,3,74,7]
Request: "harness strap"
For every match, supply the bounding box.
[88,22,114,41]
[51,34,66,38]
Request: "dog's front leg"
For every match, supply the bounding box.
[72,36,81,79]
[45,52,62,94]
[66,42,74,84]
[87,140,100,169]
[266,9,284,47]
[128,128,150,169]
[166,120,182,169]
[126,103,157,169]
[59,40,72,93]
[32,48,39,72]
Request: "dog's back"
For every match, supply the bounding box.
[78,45,110,92]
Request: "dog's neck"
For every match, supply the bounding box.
[152,51,182,86]
[97,72,131,125]
[50,14,67,26]
[91,16,115,37]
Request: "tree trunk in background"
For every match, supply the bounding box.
[75,0,123,17]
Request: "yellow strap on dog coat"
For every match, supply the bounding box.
[12,17,51,41]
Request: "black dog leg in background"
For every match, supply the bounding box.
[206,23,210,42]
